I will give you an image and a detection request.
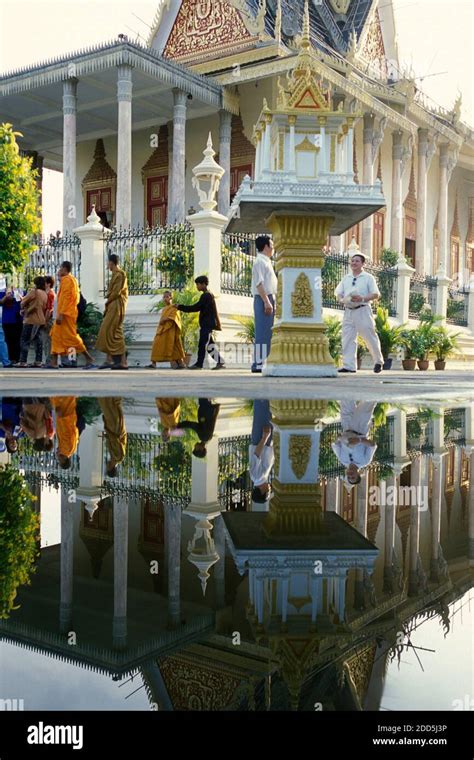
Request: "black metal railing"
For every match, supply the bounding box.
[14,437,80,488]
[221,232,258,296]
[409,274,437,318]
[101,433,191,505]
[321,252,398,317]
[25,233,81,287]
[104,224,194,296]
[446,286,469,326]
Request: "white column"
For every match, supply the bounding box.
[317,116,326,175]
[325,478,340,514]
[188,210,227,298]
[390,131,403,256]
[438,144,449,273]
[416,129,429,275]
[62,79,77,234]
[113,496,128,649]
[430,455,443,581]
[59,488,74,633]
[116,65,133,228]
[255,131,262,179]
[74,207,110,306]
[361,114,375,258]
[168,89,187,224]
[345,123,354,177]
[289,116,296,173]
[396,257,415,324]
[76,421,103,520]
[262,117,272,172]
[218,110,232,217]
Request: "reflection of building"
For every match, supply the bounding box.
[1,396,472,710]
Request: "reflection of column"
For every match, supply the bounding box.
[60,488,74,633]
[354,472,369,609]
[186,439,220,595]
[113,496,128,649]
[337,572,347,622]
[430,455,444,581]
[116,65,133,228]
[218,110,232,217]
[383,474,398,593]
[213,514,226,609]
[165,501,181,627]
[325,478,340,514]
[62,79,77,234]
[408,457,422,596]
[77,424,102,520]
[468,450,474,567]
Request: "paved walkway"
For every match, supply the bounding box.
[0,368,473,402]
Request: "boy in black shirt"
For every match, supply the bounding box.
[177,276,226,370]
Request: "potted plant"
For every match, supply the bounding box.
[357,336,367,369]
[433,328,462,370]
[400,329,417,370]
[374,306,406,370]
[414,311,443,370]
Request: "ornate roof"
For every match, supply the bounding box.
[82,140,116,186]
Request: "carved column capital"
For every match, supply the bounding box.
[117,65,133,102]
[371,116,387,163]
[62,78,78,115]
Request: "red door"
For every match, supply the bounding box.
[146,175,168,228]
[86,187,113,227]
[230,163,253,203]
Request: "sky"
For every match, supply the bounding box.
[0,0,472,235]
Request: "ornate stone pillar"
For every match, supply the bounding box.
[361,113,375,257]
[62,79,78,234]
[390,130,403,255]
[168,89,187,224]
[116,65,133,228]
[416,129,429,275]
[438,144,449,273]
[289,116,297,173]
[318,115,326,174]
[218,110,232,217]
[113,496,128,649]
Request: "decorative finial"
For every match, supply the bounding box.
[302,0,310,50]
[191,132,225,212]
[348,236,361,258]
[87,204,101,225]
[275,0,282,44]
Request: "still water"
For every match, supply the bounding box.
[0,395,472,711]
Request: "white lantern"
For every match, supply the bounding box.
[192,132,225,212]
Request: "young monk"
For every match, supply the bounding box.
[147,290,186,369]
[96,254,129,370]
[49,262,95,369]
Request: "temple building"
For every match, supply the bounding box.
[1,0,473,278]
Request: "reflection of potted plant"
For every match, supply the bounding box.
[433,328,462,370]
[374,306,406,370]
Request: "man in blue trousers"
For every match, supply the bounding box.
[0,307,12,368]
[251,235,277,373]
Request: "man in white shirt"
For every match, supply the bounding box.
[335,251,384,373]
[251,235,278,373]
[249,400,274,510]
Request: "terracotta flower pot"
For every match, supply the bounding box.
[184,353,193,367]
[402,359,416,370]
[434,359,446,370]
[417,359,429,371]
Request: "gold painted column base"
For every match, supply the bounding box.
[264,213,337,377]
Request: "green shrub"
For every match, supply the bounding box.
[324,315,342,363]
[0,465,40,619]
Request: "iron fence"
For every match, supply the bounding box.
[25,233,81,287]
[446,286,469,326]
[322,252,398,317]
[406,412,434,455]
[444,408,466,445]
[221,232,259,296]
[409,274,437,318]
[218,435,253,510]
[14,437,80,488]
[104,224,194,296]
[101,432,191,506]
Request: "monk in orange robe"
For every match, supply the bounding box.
[96,254,129,370]
[49,261,95,368]
[51,396,79,469]
[148,291,186,369]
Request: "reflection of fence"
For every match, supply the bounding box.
[321,253,398,316]
[221,232,258,296]
[25,234,81,286]
[15,440,80,490]
[101,433,191,505]
[409,274,437,318]
[218,435,252,510]
[104,224,194,295]
[406,412,434,455]
[446,286,469,326]
[444,408,466,445]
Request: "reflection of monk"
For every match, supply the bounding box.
[148,291,186,369]
[99,397,127,477]
[51,396,79,469]
[156,398,181,442]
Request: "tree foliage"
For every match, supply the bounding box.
[0,123,41,274]
[0,465,40,619]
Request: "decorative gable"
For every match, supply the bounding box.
[163,0,257,63]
